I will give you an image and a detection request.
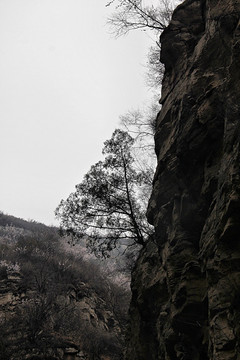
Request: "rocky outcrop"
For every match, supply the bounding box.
[126,0,240,359]
[0,272,121,360]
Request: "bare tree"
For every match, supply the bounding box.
[146,43,165,88]
[106,0,174,36]
[106,0,180,88]
[120,97,160,143]
[120,96,160,180]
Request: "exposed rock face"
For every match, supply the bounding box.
[126,0,240,359]
[0,272,120,360]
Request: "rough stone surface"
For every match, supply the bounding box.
[126,0,240,359]
[0,272,121,360]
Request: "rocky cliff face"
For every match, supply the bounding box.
[126,0,240,359]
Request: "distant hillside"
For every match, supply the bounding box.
[0,211,57,233]
[0,212,129,360]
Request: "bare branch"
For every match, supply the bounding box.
[107,0,174,37]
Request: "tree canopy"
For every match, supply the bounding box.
[55,129,153,257]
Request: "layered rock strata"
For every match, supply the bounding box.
[126,0,240,359]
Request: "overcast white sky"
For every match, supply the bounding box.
[0,0,162,226]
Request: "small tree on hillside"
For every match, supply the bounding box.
[55,129,153,257]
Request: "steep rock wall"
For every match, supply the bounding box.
[126,0,240,359]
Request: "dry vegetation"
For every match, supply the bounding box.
[0,212,130,360]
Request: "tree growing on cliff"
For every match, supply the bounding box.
[119,98,159,194]
[120,96,159,147]
[106,0,179,88]
[106,0,174,36]
[55,129,153,257]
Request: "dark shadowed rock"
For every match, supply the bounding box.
[126,0,240,359]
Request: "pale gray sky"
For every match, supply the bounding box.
[0,0,159,225]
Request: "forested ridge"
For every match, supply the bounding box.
[0,211,129,359]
